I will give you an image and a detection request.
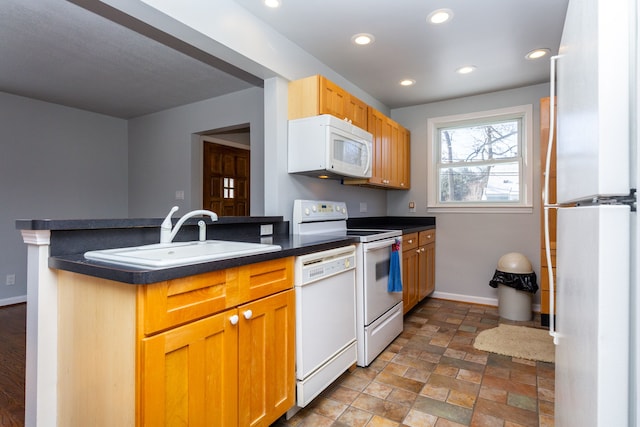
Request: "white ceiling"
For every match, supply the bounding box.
[0,0,569,119]
[234,0,569,108]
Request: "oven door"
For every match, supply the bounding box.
[361,237,403,325]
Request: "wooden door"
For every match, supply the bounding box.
[203,142,250,216]
[238,289,295,427]
[140,309,238,427]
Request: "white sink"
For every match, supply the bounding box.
[84,240,282,269]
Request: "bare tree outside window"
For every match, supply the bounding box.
[426,105,533,212]
[438,119,521,203]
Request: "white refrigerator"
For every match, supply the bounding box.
[551,0,639,426]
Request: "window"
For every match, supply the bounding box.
[427,105,533,212]
[223,177,235,199]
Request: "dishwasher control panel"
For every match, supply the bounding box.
[296,246,356,285]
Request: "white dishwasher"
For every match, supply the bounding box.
[293,245,357,409]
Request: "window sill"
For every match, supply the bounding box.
[426,205,533,214]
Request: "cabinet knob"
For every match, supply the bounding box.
[421,248,425,252]
[416,249,420,254]
[408,239,413,244]
[229,314,239,325]
[243,310,253,320]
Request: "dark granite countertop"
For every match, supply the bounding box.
[348,216,436,234]
[17,216,358,285]
[49,233,358,285]
[17,215,435,285]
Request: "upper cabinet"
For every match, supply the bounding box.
[288,75,368,129]
[362,107,411,189]
[288,75,410,190]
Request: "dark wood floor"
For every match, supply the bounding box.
[0,303,26,427]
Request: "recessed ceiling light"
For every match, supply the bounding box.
[264,0,281,8]
[525,48,550,60]
[351,33,375,46]
[456,65,477,75]
[400,79,416,87]
[427,9,453,24]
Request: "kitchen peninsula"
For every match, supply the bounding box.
[17,216,356,427]
[17,213,436,426]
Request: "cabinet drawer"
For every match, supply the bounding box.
[403,232,418,251]
[140,269,237,335]
[141,257,294,335]
[237,257,294,303]
[419,230,436,246]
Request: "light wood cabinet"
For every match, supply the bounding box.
[288,75,368,129]
[540,97,557,327]
[402,230,436,314]
[402,233,419,314]
[289,75,411,190]
[57,257,295,427]
[345,107,411,189]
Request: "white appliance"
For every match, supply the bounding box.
[546,1,639,425]
[293,245,357,408]
[292,200,403,368]
[288,114,373,179]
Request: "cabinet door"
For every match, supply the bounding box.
[424,242,436,297]
[402,247,419,314]
[319,78,348,120]
[367,107,393,186]
[418,231,436,300]
[398,127,411,189]
[140,310,238,427]
[540,97,557,320]
[347,96,368,129]
[238,289,295,427]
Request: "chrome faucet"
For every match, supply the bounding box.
[160,206,218,243]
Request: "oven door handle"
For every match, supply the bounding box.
[363,238,400,252]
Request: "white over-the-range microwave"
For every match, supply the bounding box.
[288,114,373,179]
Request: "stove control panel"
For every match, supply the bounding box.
[293,199,348,223]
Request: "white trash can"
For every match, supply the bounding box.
[490,252,537,321]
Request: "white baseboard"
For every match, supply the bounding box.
[0,294,27,307]
[430,291,541,313]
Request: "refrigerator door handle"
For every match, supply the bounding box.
[543,54,562,345]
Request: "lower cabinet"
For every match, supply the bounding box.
[140,289,295,427]
[56,257,295,427]
[402,230,436,314]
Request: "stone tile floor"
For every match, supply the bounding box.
[272,298,554,427]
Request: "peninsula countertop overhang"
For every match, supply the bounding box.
[17,215,436,285]
[16,216,358,285]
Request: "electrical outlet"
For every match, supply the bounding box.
[260,224,273,236]
[175,190,185,200]
[6,274,15,286]
[359,202,367,213]
[408,201,416,213]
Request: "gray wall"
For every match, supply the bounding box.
[388,83,550,305]
[127,82,389,222]
[127,87,265,217]
[0,91,128,304]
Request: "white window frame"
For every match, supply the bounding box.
[426,104,533,213]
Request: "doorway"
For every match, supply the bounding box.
[202,127,250,216]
